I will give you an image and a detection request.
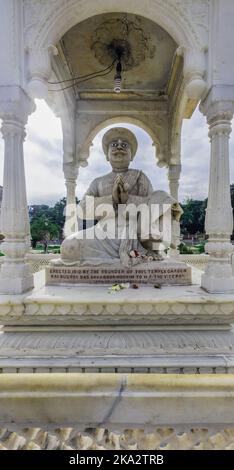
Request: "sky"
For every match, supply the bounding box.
[0,99,234,206]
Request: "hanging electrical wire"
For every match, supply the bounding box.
[48,59,116,86]
[49,63,115,92]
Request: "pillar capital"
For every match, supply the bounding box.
[168,164,182,180]
[205,104,233,130]
[168,164,181,200]
[208,117,232,140]
[63,163,79,182]
[0,86,35,124]
[204,103,233,141]
[1,119,26,141]
[200,86,234,124]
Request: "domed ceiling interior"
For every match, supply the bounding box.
[56,13,178,100]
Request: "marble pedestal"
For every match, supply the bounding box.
[0,269,234,373]
[1,268,234,445]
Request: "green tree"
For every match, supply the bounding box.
[30,216,60,252]
[29,198,71,241]
[49,197,66,239]
[180,198,207,235]
[29,204,51,222]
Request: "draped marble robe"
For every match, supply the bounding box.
[59,169,182,267]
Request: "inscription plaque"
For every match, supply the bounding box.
[46,262,191,286]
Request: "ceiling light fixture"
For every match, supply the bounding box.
[114,60,122,93]
[113,47,123,93]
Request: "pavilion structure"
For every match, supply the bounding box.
[0,0,234,450]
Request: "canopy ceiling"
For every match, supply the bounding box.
[59,13,177,100]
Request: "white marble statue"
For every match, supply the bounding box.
[58,128,182,267]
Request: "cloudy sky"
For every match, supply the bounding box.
[0,99,234,206]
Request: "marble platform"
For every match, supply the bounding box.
[0,268,234,373]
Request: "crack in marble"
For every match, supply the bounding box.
[99,377,127,426]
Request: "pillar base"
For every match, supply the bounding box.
[201,272,234,293]
[0,274,34,294]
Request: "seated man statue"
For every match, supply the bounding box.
[58,127,182,268]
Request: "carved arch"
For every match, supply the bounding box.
[24,0,208,51]
[76,114,166,168]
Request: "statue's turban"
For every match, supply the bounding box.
[102,127,138,158]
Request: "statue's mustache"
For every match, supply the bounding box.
[112,149,127,155]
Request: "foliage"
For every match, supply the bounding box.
[179,241,206,255]
[30,216,60,252]
[180,185,234,237]
[178,243,194,254]
[29,197,79,242]
[180,198,207,235]
[194,242,206,254]
[29,199,65,240]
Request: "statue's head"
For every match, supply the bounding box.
[102,127,138,170]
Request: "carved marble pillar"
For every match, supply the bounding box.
[201,101,234,293]
[63,163,79,238]
[168,164,181,200]
[168,164,181,252]
[0,90,35,293]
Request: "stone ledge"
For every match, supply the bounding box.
[1,280,234,326]
[0,329,234,373]
[1,329,234,356]
[0,302,233,325]
[0,373,234,428]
